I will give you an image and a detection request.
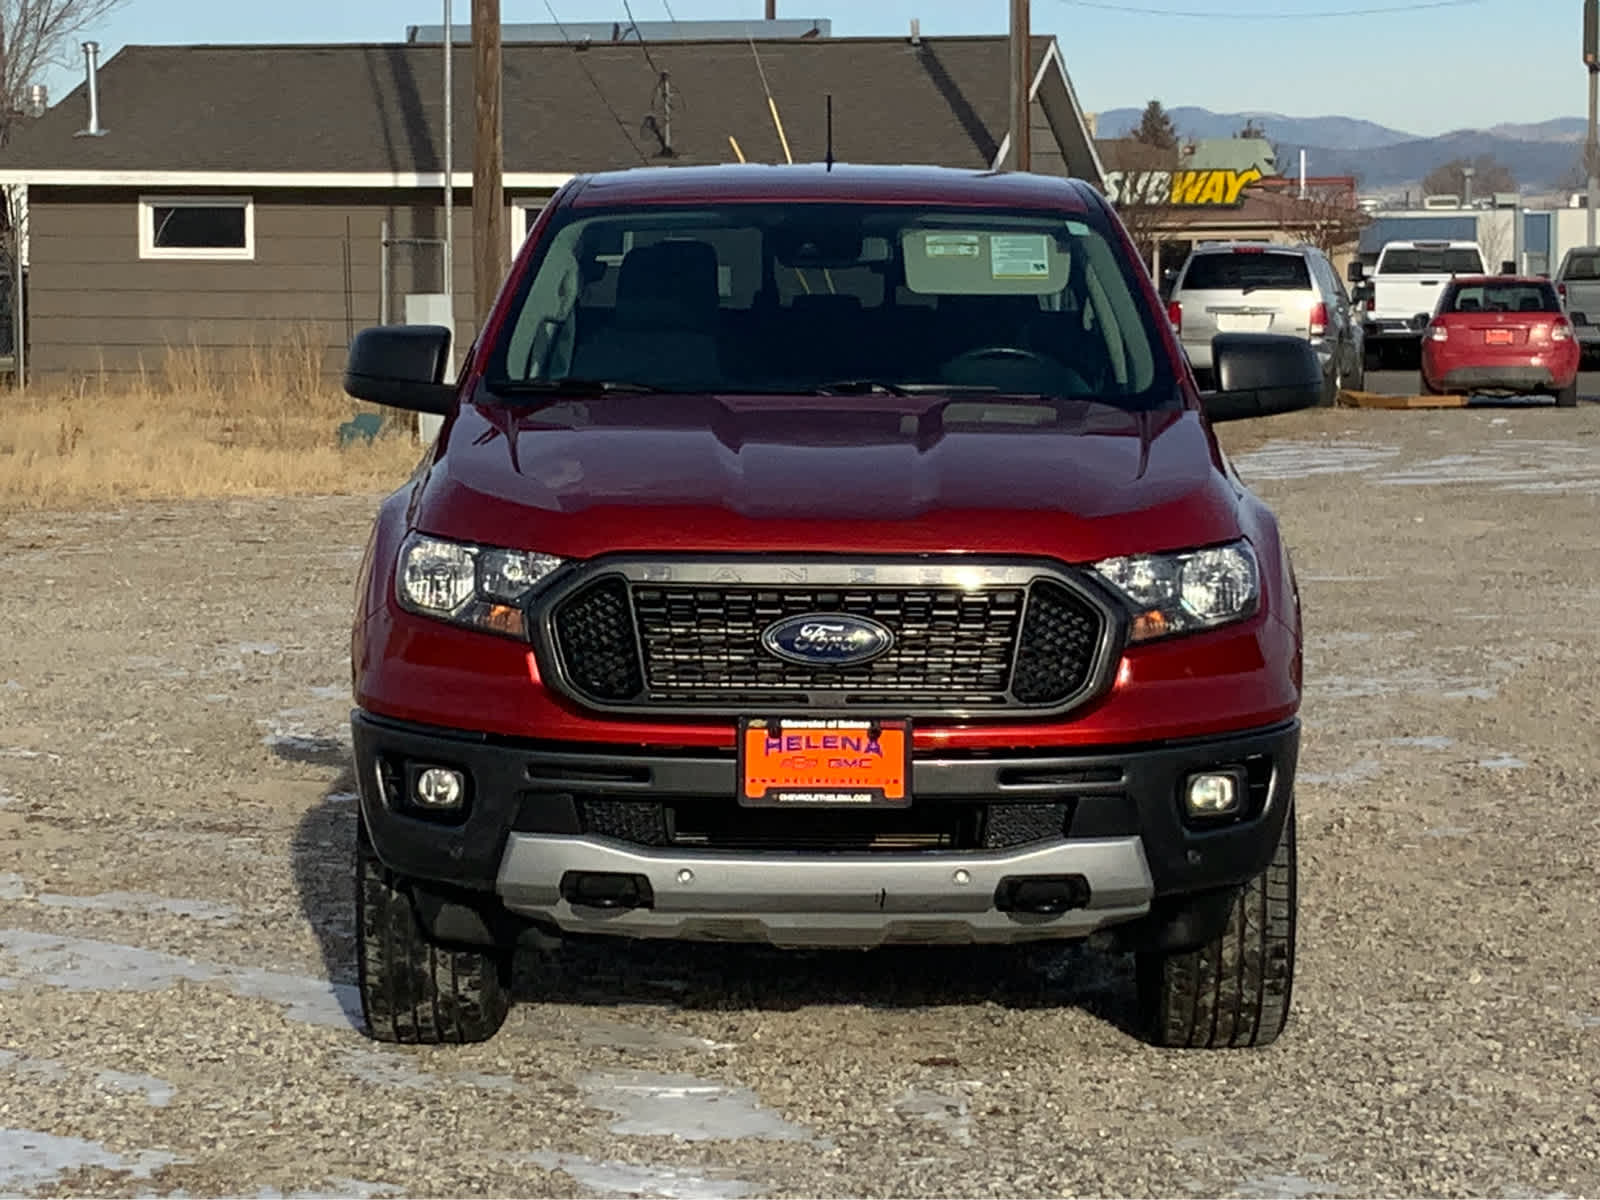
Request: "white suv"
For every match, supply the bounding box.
[1167,241,1365,403]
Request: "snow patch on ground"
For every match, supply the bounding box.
[0,1129,177,1193]
[0,928,360,1030]
[579,1070,815,1143]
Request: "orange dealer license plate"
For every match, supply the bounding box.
[739,718,912,808]
[1485,329,1514,345]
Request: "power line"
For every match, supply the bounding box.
[661,0,678,18]
[542,0,653,165]
[619,0,664,77]
[1049,0,1486,17]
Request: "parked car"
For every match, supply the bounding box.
[1166,240,1364,403]
[1420,275,1579,406]
[1353,239,1486,368]
[341,163,1325,1050]
[1552,244,1600,360]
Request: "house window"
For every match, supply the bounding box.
[511,197,549,257]
[139,196,254,260]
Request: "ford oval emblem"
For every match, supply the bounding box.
[760,613,894,667]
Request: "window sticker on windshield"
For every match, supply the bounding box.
[1065,221,1089,236]
[990,234,1051,279]
[925,233,981,257]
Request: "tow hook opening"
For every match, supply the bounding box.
[560,871,656,910]
[994,874,1091,916]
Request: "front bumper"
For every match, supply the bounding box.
[499,835,1153,947]
[351,712,1298,948]
[1364,317,1427,340]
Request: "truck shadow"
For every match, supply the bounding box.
[286,755,363,1032]
[516,932,1142,1038]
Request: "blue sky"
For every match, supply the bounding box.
[42,0,1580,137]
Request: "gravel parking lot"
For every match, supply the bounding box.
[2,402,1599,1198]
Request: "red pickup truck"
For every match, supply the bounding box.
[343,164,1322,1050]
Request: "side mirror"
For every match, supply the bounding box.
[1500,260,1516,275]
[1346,260,1366,283]
[343,325,456,415]
[1201,333,1324,422]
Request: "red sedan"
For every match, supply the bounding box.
[1420,276,1580,406]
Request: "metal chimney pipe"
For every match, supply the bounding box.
[77,42,105,137]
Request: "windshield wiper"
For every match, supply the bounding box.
[810,379,1002,396]
[482,377,668,397]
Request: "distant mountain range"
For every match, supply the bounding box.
[1093,106,1590,192]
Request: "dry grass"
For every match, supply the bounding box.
[0,329,425,513]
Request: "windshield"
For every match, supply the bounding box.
[1378,247,1484,275]
[1440,281,1560,314]
[1179,251,1311,292]
[485,202,1176,409]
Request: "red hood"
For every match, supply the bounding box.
[409,393,1242,563]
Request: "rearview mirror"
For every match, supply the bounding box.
[1201,333,1324,422]
[343,325,456,415]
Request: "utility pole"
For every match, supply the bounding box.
[765,0,776,19]
[1586,0,1598,243]
[472,0,506,328]
[1009,0,1031,172]
[443,0,454,314]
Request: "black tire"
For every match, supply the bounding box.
[1556,380,1579,408]
[1420,372,1441,396]
[1348,349,1366,394]
[1135,806,1296,1050]
[356,825,512,1044]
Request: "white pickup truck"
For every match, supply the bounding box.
[1352,239,1487,366]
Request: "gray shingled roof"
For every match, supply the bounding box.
[2,35,1076,176]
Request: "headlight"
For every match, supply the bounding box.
[1092,540,1259,643]
[396,533,564,639]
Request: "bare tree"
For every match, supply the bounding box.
[1422,155,1515,200]
[1282,181,1370,259]
[0,0,126,379]
[1,0,126,144]
[1475,215,1510,273]
[1107,168,1199,272]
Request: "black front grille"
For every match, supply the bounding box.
[577,798,1071,853]
[633,584,1022,703]
[551,577,643,702]
[544,567,1112,713]
[1012,581,1103,704]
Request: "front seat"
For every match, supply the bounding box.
[571,239,723,389]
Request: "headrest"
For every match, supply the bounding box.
[615,240,720,328]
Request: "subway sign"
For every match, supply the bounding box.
[1104,166,1264,207]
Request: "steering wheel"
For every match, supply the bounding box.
[941,346,1056,372]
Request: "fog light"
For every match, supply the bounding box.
[413,766,466,810]
[1185,770,1244,817]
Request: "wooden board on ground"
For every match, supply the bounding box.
[1338,389,1469,409]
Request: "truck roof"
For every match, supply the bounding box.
[564,163,1097,211]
